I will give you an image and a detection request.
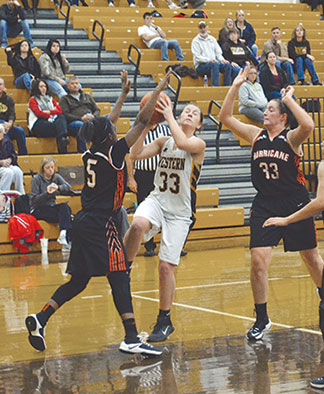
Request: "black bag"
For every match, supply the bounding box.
[301,98,321,113]
[58,165,84,187]
[14,194,31,215]
[151,10,163,17]
[190,10,208,18]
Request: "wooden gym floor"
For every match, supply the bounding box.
[1,244,324,393]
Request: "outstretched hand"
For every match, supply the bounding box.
[155,95,173,121]
[263,217,289,227]
[280,85,294,103]
[232,64,250,88]
[121,69,131,94]
[156,70,172,92]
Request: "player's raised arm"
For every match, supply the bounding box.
[264,160,324,227]
[108,70,131,125]
[219,66,261,144]
[125,71,171,148]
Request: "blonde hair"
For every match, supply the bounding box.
[236,9,245,17]
[39,156,55,176]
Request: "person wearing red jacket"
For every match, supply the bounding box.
[28,79,69,154]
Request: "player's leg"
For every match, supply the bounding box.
[124,216,152,262]
[25,273,91,351]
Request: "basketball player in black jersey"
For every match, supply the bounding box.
[24,70,171,356]
[220,65,324,341]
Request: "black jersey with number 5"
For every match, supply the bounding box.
[251,128,307,197]
[81,138,129,214]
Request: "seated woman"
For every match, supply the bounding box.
[238,66,268,124]
[30,156,72,250]
[0,124,25,193]
[5,40,41,92]
[38,39,69,99]
[235,9,258,57]
[222,29,259,69]
[259,51,289,100]
[218,17,235,48]
[28,79,69,154]
[288,23,322,85]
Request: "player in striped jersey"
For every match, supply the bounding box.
[220,65,324,341]
[24,71,171,356]
[124,102,206,342]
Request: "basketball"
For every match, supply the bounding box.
[140,91,172,126]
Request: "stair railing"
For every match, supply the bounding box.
[127,44,141,100]
[167,70,181,117]
[92,20,105,74]
[31,0,37,26]
[59,0,71,49]
[208,99,222,164]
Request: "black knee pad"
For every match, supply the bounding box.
[107,270,133,315]
[52,274,90,306]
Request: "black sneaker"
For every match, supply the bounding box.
[119,339,162,356]
[246,319,271,341]
[144,249,156,257]
[25,314,46,351]
[180,249,188,257]
[147,317,175,342]
[311,375,324,389]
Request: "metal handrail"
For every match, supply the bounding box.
[127,44,141,99]
[92,20,105,74]
[207,99,222,164]
[59,0,71,49]
[31,0,38,26]
[167,70,181,117]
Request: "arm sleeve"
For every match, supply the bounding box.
[246,23,256,47]
[110,138,130,169]
[55,174,71,194]
[30,176,51,206]
[238,84,257,107]
[29,97,51,119]
[191,39,210,64]
[50,99,63,116]
[7,97,16,122]
[38,55,52,79]
[59,96,80,122]
[17,6,25,20]
[288,41,297,60]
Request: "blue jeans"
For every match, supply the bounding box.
[0,19,34,48]
[0,120,27,155]
[45,79,68,98]
[196,61,232,86]
[14,72,32,92]
[67,120,87,153]
[150,39,184,61]
[295,56,319,83]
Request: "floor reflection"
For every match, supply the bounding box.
[0,330,323,393]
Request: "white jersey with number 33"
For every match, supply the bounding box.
[150,137,201,218]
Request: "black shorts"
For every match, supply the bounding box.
[250,192,317,252]
[67,210,129,277]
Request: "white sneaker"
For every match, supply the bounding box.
[108,2,114,6]
[129,2,137,6]
[147,0,154,6]
[62,243,71,252]
[168,1,180,9]
[57,230,68,246]
[119,339,163,355]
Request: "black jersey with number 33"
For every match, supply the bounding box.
[251,128,307,197]
[81,138,129,214]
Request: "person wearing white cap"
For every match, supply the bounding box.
[191,21,236,86]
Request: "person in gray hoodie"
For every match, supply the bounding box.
[191,20,238,86]
[30,156,72,250]
[238,66,268,124]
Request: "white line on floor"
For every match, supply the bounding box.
[132,274,311,295]
[81,295,103,299]
[132,294,322,336]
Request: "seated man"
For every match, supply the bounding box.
[138,12,184,62]
[59,76,98,153]
[191,21,236,87]
[259,27,296,85]
[0,0,34,48]
[0,78,27,155]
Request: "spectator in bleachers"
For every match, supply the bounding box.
[235,9,258,57]
[59,76,98,153]
[218,17,236,48]
[5,40,41,92]
[0,0,34,48]
[222,28,259,68]
[259,51,289,100]
[260,27,296,85]
[138,12,184,62]
[238,66,268,124]
[191,20,236,87]
[38,39,69,99]
[0,77,27,155]
[0,123,25,193]
[30,156,72,251]
[28,79,69,154]
[288,23,322,86]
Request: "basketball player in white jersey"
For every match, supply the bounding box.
[124,100,206,342]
